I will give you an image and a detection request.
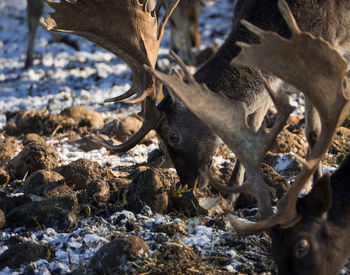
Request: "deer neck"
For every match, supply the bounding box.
[193,27,277,115]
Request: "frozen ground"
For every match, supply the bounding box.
[0,0,348,274]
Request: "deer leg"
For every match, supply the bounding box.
[227,97,271,202]
[305,97,323,182]
[25,0,44,68]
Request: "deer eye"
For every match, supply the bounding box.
[294,238,310,259]
[169,132,180,144]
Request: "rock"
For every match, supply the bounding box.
[61,106,104,129]
[101,115,156,144]
[90,236,149,274]
[0,242,54,269]
[23,133,46,146]
[126,167,178,214]
[6,197,77,230]
[7,142,59,179]
[264,152,301,180]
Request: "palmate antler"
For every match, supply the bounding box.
[146,0,350,234]
[226,0,350,234]
[45,0,178,152]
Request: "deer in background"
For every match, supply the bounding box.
[148,0,350,273]
[44,0,350,199]
[168,0,215,64]
[25,0,79,68]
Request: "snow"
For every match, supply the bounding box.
[1,0,345,274]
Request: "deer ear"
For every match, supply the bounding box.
[304,173,332,219]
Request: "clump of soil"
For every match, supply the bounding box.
[89,236,149,274]
[61,105,104,130]
[134,242,225,274]
[102,115,156,145]
[7,142,59,179]
[55,158,109,190]
[6,197,78,230]
[0,242,55,269]
[23,170,78,206]
[0,134,19,167]
[126,166,178,214]
[4,109,75,136]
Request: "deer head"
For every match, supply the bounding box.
[271,154,350,275]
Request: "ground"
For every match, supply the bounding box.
[0,0,349,274]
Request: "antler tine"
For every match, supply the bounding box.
[169,50,197,83]
[94,98,165,153]
[157,0,180,41]
[104,87,139,103]
[277,0,300,36]
[228,0,350,234]
[198,0,215,7]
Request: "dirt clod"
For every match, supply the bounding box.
[126,167,178,214]
[7,142,59,179]
[90,236,150,274]
[55,158,109,190]
[0,242,55,269]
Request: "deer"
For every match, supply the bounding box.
[25,0,79,68]
[168,0,215,64]
[146,0,350,273]
[44,0,350,202]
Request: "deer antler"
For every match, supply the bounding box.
[145,50,294,219]
[198,0,215,7]
[226,0,350,234]
[45,0,178,152]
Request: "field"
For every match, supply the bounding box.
[0,0,349,274]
